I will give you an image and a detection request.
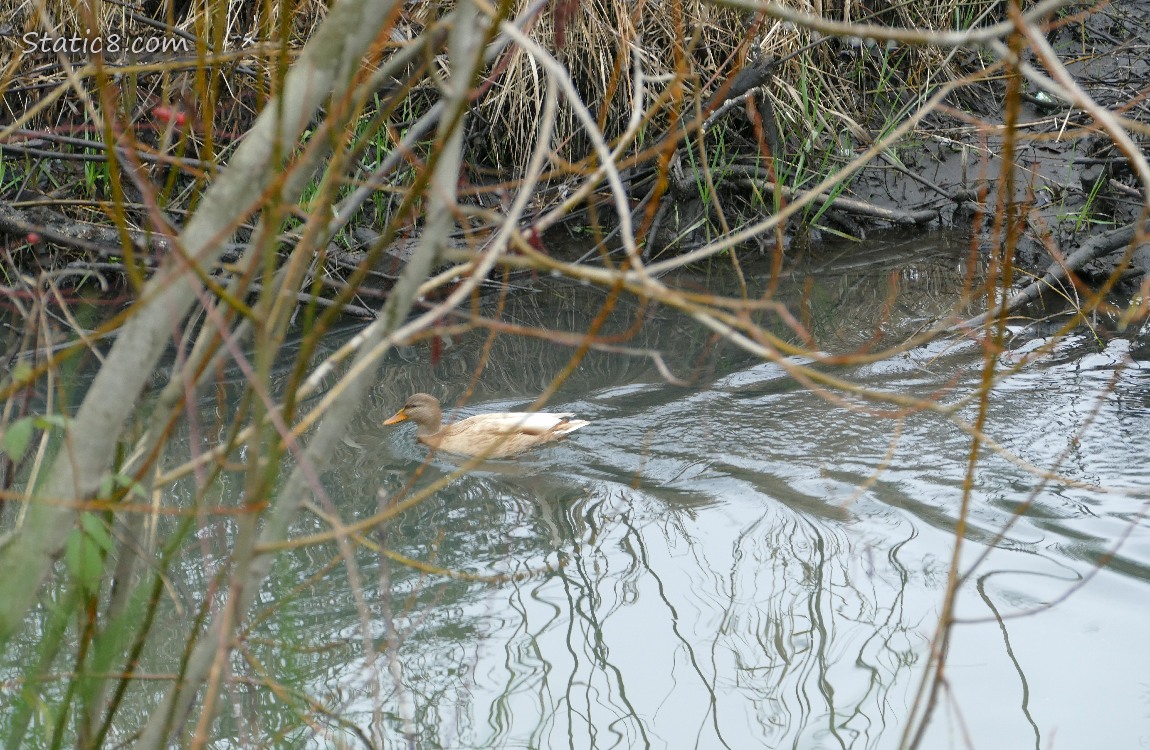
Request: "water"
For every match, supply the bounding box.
[6,230,1150,748]
[306,231,1148,748]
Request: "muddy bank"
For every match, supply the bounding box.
[768,1,1150,291]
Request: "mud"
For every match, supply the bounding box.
[844,0,1150,289]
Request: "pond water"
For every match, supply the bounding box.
[7,230,1150,749]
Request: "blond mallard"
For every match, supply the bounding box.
[383,393,590,458]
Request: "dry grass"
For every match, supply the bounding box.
[474,0,1002,177]
[2,0,1001,207]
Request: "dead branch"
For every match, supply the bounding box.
[954,219,1150,331]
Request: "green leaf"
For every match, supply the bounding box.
[1,416,35,460]
[80,513,114,554]
[9,361,33,384]
[65,522,106,597]
[97,472,147,501]
[34,414,69,430]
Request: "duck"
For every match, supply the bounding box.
[383,392,590,458]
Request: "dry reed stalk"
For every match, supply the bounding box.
[1,0,1003,228]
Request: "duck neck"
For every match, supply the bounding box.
[415,421,442,438]
[413,408,443,438]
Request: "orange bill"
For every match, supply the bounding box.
[383,408,408,425]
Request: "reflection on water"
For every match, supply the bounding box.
[12,230,1149,748]
[312,232,1145,749]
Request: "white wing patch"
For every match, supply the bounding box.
[462,412,588,436]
